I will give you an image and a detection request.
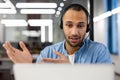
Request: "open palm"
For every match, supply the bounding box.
[3,41,32,63]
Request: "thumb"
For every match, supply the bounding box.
[53,50,64,58]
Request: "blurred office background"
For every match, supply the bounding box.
[0,0,120,80]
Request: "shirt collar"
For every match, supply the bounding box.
[62,39,87,55]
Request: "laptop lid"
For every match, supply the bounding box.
[13,64,114,80]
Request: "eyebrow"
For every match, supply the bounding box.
[78,22,86,24]
[65,21,86,24]
[65,21,72,23]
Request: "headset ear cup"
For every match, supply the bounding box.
[60,20,63,29]
[86,24,90,32]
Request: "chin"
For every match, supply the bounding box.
[69,43,80,47]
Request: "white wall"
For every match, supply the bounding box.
[94,0,107,46]
[94,0,120,54]
[94,21,107,46]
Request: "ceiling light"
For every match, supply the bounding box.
[1,19,28,27]
[22,30,40,37]
[28,19,53,42]
[16,3,57,8]
[93,11,112,22]
[20,9,56,14]
[28,19,52,26]
[0,0,15,9]
[0,9,16,14]
[111,7,120,14]
[56,11,60,15]
[0,3,10,8]
[58,7,62,11]
[41,26,45,42]
[94,6,120,22]
[60,2,64,7]
[6,0,15,9]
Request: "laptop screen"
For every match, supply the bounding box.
[13,64,114,80]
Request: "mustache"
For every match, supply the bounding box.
[68,35,81,38]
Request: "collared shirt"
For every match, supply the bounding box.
[36,39,112,64]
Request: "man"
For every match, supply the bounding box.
[3,4,112,64]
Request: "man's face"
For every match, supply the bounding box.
[63,9,87,47]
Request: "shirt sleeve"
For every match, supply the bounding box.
[36,47,50,63]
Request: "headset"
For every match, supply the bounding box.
[59,3,91,33]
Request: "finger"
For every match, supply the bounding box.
[43,58,61,63]
[3,42,22,61]
[3,41,14,52]
[53,50,64,58]
[3,42,17,57]
[3,42,15,61]
[5,42,22,55]
[19,41,29,53]
[2,43,8,50]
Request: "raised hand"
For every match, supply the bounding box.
[3,41,32,63]
[42,50,70,64]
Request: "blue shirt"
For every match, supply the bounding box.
[36,39,112,64]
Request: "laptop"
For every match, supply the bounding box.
[13,64,115,80]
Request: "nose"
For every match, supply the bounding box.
[71,27,79,35]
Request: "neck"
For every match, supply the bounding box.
[65,42,80,55]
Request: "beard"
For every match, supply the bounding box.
[65,34,85,48]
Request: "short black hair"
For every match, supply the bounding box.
[60,4,90,32]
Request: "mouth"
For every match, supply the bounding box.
[70,37,80,43]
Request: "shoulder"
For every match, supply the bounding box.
[85,39,112,63]
[85,39,107,50]
[84,39,109,54]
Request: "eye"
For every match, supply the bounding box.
[77,23,85,28]
[66,23,73,28]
